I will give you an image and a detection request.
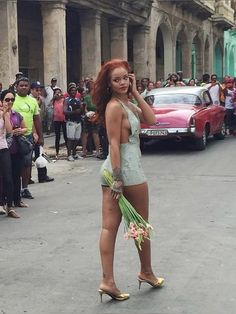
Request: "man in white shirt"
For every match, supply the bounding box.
[207,74,222,105]
[44,77,58,134]
[141,81,154,98]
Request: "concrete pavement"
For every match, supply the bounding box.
[0,135,236,314]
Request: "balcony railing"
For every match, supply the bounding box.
[211,0,235,28]
[130,0,153,10]
[200,0,215,12]
[170,0,215,19]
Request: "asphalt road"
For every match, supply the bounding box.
[0,136,236,314]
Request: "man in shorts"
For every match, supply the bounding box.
[63,83,83,161]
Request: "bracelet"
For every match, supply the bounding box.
[112,167,123,181]
[111,182,122,193]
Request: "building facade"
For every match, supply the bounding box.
[0,0,235,91]
[224,27,236,77]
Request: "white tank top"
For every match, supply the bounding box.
[0,117,8,150]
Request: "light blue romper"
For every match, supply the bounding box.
[100,101,146,186]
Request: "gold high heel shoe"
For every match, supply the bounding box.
[138,276,164,289]
[98,289,130,302]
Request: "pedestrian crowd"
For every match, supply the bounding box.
[0,73,109,219]
[1,69,236,219]
[136,72,236,135]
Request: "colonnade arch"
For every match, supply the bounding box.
[18,0,44,82]
[229,48,235,76]
[192,34,202,80]
[214,40,223,81]
[204,37,210,74]
[66,7,81,83]
[155,23,172,80]
[176,29,189,77]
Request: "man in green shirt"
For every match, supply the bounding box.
[13,77,44,199]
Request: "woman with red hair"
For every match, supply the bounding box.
[92,59,164,301]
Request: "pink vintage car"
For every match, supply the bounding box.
[140,86,226,150]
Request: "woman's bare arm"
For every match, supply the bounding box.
[129,73,156,125]
[3,112,13,134]
[106,101,123,174]
[105,100,124,198]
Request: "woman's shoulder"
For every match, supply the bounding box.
[105,99,123,117]
[107,98,123,109]
[11,110,23,119]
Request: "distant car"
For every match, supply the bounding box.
[140,86,226,150]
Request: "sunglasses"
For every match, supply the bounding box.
[4,98,15,103]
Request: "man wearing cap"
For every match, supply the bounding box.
[9,72,24,92]
[13,77,44,199]
[63,83,83,161]
[30,81,46,122]
[30,82,54,183]
[44,78,58,134]
[224,77,236,135]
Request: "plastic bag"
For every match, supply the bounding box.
[35,146,48,168]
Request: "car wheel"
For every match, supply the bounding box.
[214,122,226,140]
[194,128,207,150]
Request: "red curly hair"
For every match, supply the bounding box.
[92,59,131,123]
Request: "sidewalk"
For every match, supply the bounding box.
[32,132,102,181]
[43,132,67,159]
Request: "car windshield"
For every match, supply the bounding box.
[145,93,202,107]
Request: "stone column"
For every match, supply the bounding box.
[80,10,102,79]
[110,19,128,60]
[133,25,150,80]
[182,39,192,78]
[41,0,67,91]
[0,0,19,88]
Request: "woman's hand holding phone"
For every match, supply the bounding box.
[128,73,137,95]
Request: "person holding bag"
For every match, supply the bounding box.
[81,80,101,158]
[0,90,20,217]
[2,89,29,209]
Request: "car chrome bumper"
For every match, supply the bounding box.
[140,127,196,137]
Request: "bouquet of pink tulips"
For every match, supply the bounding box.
[103,170,154,250]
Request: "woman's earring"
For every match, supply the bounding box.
[107,86,111,94]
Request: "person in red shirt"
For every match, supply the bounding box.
[63,82,81,99]
[52,88,67,159]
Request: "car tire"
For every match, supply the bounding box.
[194,128,207,150]
[214,122,226,140]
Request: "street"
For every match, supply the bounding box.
[0,136,236,314]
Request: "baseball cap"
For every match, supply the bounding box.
[67,82,77,92]
[15,72,24,77]
[30,81,44,89]
[53,87,62,92]
[51,77,57,82]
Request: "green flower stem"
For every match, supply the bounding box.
[103,170,153,242]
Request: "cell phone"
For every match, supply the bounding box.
[128,81,132,93]
[128,74,133,91]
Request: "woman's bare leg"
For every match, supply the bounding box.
[92,132,100,156]
[124,183,158,282]
[81,133,88,156]
[99,186,122,293]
